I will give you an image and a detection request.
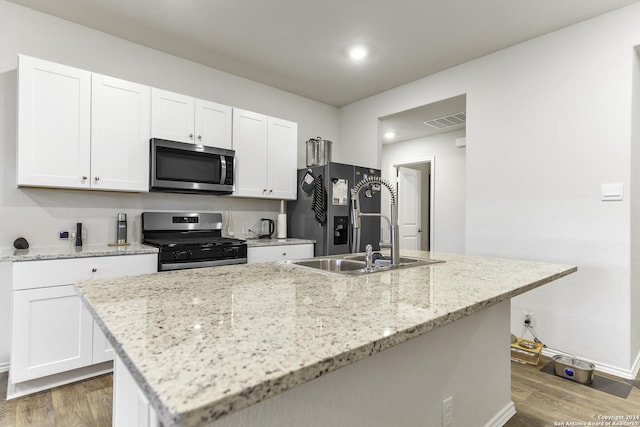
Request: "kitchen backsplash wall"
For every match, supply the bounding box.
[0,0,339,250]
[1,187,283,248]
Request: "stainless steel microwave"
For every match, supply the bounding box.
[150,138,234,195]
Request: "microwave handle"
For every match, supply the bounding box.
[220,156,227,185]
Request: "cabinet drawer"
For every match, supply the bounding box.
[247,244,313,264]
[13,254,157,290]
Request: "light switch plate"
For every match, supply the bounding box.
[601,183,623,201]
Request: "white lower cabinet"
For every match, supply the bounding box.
[11,285,94,383]
[92,321,115,364]
[247,244,313,264]
[8,254,157,396]
[113,355,160,427]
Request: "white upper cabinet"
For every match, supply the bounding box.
[267,117,298,200]
[17,55,92,189]
[17,55,151,192]
[232,109,269,197]
[232,109,297,199]
[91,74,151,192]
[151,88,232,148]
[194,99,233,149]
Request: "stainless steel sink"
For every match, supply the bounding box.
[342,254,424,264]
[282,254,443,276]
[288,258,367,273]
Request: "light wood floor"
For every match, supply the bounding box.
[1,358,639,426]
[0,372,112,427]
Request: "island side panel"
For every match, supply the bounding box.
[209,300,513,427]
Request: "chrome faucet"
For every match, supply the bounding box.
[364,244,374,272]
[351,176,400,267]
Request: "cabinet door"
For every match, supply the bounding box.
[91,74,151,192]
[150,88,195,143]
[113,355,161,427]
[267,117,298,200]
[194,99,232,149]
[11,285,94,382]
[92,321,114,364]
[17,55,91,189]
[232,109,268,197]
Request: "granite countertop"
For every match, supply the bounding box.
[244,238,315,247]
[75,251,576,427]
[0,243,158,262]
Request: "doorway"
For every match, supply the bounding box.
[392,157,434,251]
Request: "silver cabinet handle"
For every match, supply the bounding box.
[269,189,273,193]
[189,134,194,139]
[91,267,97,273]
[197,135,202,141]
[82,176,87,180]
[94,176,100,181]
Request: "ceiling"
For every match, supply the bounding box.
[7,0,640,108]
[380,95,467,144]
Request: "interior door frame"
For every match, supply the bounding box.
[390,156,435,251]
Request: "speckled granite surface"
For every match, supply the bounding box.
[245,238,315,247]
[0,243,158,262]
[75,251,575,427]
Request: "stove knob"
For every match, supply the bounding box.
[174,250,192,260]
[223,247,238,256]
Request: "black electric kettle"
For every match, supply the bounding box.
[259,218,275,239]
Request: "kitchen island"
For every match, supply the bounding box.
[75,251,575,427]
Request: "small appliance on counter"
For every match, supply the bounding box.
[142,212,247,271]
[259,218,275,239]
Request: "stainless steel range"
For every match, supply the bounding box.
[142,212,247,271]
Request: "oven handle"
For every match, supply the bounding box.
[159,257,247,271]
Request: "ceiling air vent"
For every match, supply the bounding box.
[423,112,466,129]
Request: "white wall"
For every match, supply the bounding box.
[381,130,466,253]
[0,0,340,249]
[339,4,640,376]
[631,48,640,373]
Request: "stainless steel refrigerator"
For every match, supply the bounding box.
[287,162,381,256]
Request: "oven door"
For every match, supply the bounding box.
[150,138,234,194]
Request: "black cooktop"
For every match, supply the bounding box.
[144,236,245,247]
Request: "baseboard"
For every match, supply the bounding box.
[6,361,113,400]
[484,401,516,427]
[542,348,637,380]
[0,361,9,373]
[631,349,640,379]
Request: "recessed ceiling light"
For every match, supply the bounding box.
[349,46,368,60]
[384,131,396,140]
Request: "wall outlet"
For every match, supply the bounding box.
[59,230,75,240]
[443,396,453,427]
[523,312,534,327]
